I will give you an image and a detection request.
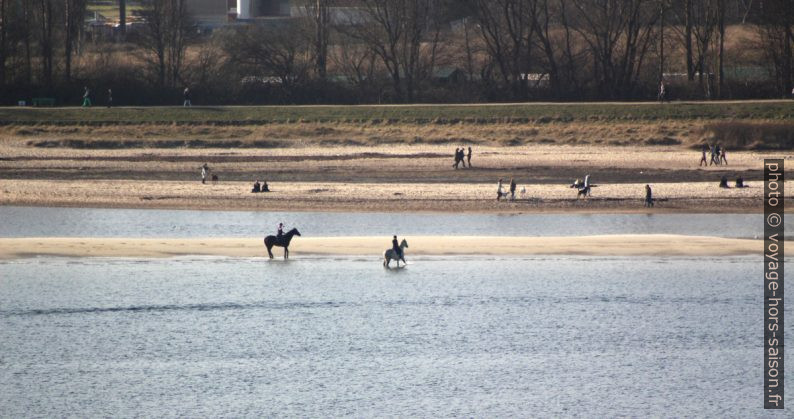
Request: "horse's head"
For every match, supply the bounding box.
[290,228,302,237]
[400,238,408,248]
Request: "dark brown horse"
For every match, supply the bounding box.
[264,228,301,259]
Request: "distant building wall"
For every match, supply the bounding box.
[187,0,291,26]
[187,0,229,26]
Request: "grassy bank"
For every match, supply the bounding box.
[1,101,793,125]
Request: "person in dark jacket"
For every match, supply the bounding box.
[392,235,402,259]
[644,184,654,207]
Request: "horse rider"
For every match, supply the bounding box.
[392,235,402,259]
[277,223,284,238]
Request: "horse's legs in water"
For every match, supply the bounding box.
[266,243,274,259]
[284,247,289,260]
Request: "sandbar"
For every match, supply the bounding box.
[0,235,761,259]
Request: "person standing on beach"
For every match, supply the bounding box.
[509,178,517,200]
[467,147,472,167]
[497,178,504,201]
[459,147,466,168]
[201,163,209,184]
[720,147,728,165]
[699,144,708,166]
[107,89,113,108]
[453,148,460,169]
[183,87,192,107]
[644,184,654,207]
[82,86,92,107]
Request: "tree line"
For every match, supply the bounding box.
[0,0,791,105]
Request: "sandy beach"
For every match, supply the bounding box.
[0,178,779,213]
[0,235,761,259]
[0,142,787,213]
[1,104,791,213]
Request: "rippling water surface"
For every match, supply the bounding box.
[0,206,775,238]
[0,256,785,417]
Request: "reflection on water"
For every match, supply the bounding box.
[0,206,776,238]
[0,256,786,416]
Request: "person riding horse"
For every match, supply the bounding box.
[384,236,408,268]
[392,235,403,259]
[277,223,284,238]
[264,227,301,259]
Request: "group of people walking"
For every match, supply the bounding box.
[453,147,472,169]
[699,144,728,166]
[81,86,112,108]
[81,86,191,107]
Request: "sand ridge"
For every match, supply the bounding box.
[0,178,782,213]
[0,235,761,259]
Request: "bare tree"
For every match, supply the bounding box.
[38,0,56,90]
[717,0,726,97]
[737,0,755,24]
[300,0,332,81]
[224,24,312,89]
[341,0,438,102]
[21,0,33,85]
[684,0,694,80]
[0,0,7,85]
[757,0,793,96]
[470,0,536,99]
[530,0,583,98]
[330,36,381,100]
[64,0,86,81]
[571,0,659,99]
[139,0,193,88]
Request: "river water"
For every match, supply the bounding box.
[0,206,776,238]
[0,206,787,416]
[0,255,787,417]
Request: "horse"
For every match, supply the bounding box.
[264,228,301,259]
[383,238,408,268]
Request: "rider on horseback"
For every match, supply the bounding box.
[392,235,403,259]
[277,223,284,238]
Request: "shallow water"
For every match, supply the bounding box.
[0,255,786,417]
[0,206,777,238]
